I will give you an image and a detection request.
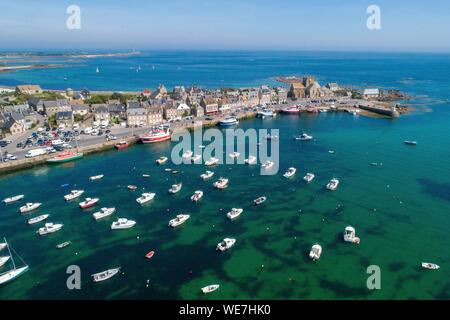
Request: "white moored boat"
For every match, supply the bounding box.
[37,223,63,236]
[111,218,136,230]
[326,178,340,190]
[200,171,214,180]
[261,160,274,170]
[64,190,85,201]
[19,202,42,214]
[213,177,229,189]
[90,174,104,181]
[3,195,24,204]
[156,156,168,164]
[219,116,239,126]
[244,155,257,165]
[227,208,243,220]
[216,238,236,251]
[191,154,201,162]
[0,243,6,251]
[182,150,193,160]
[229,152,240,159]
[168,183,182,194]
[303,173,315,183]
[205,157,219,166]
[136,193,155,205]
[93,207,116,220]
[27,214,50,225]
[0,238,29,285]
[201,284,220,294]
[421,262,440,270]
[294,133,313,141]
[343,226,360,244]
[79,198,99,209]
[91,267,121,282]
[309,244,322,261]
[254,196,267,205]
[283,167,296,178]
[168,214,190,227]
[191,191,204,202]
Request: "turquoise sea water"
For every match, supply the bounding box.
[1,52,450,299]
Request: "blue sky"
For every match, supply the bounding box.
[0,0,449,52]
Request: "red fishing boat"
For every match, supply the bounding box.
[139,128,171,144]
[145,250,155,259]
[114,141,129,150]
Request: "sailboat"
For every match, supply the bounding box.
[96,67,100,74]
[0,238,29,285]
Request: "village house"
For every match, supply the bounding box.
[127,107,147,127]
[200,96,219,115]
[27,97,45,113]
[240,88,260,107]
[190,105,204,117]
[171,86,187,101]
[55,111,74,127]
[141,89,152,98]
[127,100,141,109]
[163,104,178,120]
[176,103,191,117]
[15,84,43,95]
[306,82,321,99]
[218,97,231,114]
[186,86,205,106]
[258,86,272,105]
[363,88,380,100]
[150,84,169,100]
[276,87,288,104]
[71,104,90,117]
[326,83,339,92]
[91,104,110,122]
[44,99,71,116]
[107,103,127,120]
[1,114,25,135]
[147,105,163,126]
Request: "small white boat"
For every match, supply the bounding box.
[111,218,136,230]
[19,202,42,214]
[326,178,340,191]
[201,284,220,294]
[182,150,193,159]
[3,195,24,204]
[37,223,63,236]
[216,238,236,251]
[213,177,229,189]
[0,256,11,268]
[294,133,313,141]
[227,208,243,220]
[303,173,315,183]
[191,190,204,202]
[27,214,50,225]
[79,198,99,209]
[198,145,206,149]
[264,134,278,140]
[191,154,201,162]
[200,171,214,180]
[328,150,335,154]
[156,156,168,164]
[136,193,155,205]
[92,267,121,282]
[219,116,239,126]
[90,174,104,181]
[205,157,219,166]
[283,167,296,178]
[421,262,440,270]
[343,226,360,244]
[0,243,6,251]
[229,152,240,159]
[261,160,274,170]
[404,140,418,146]
[169,183,182,194]
[309,244,322,261]
[244,155,257,165]
[164,168,172,172]
[254,196,267,205]
[168,214,190,227]
[56,241,72,249]
[64,190,84,201]
[142,174,151,178]
[93,207,116,220]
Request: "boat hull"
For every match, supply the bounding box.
[47,153,83,164]
[0,266,29,285]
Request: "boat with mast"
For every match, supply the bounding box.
[0,238,29,285]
